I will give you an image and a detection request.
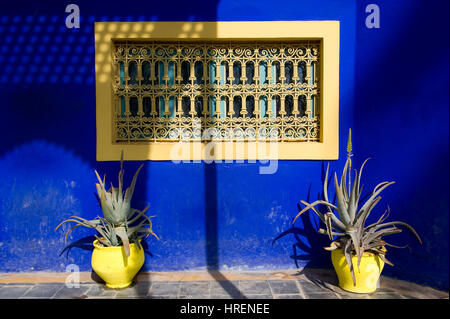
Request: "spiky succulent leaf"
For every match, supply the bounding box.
[346,227,363,271]
[366,206,391,229]
[115,226,130,256]
[324,241,341,251]
[324,213,334,240]
[323,211,347,231]
[368,221,422,245]
[343,238,356,286]
[340,159,350,203]
[95,235,110,247]
[347,169,359,223]
[118,150,124,203]
[357,182,395,219]
[356,158,370,203]
[323,163,332,210]
[334,172,351,224]
[127,206,150,224]
[356,196,382,234]
[318,228,345,237]
[292,199,337,224]
[124,164,144,203]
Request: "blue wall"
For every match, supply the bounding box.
[353,0,449,289]
[0,0,447,290]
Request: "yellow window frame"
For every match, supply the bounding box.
[95,21,340,161]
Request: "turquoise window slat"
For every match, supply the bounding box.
[159,62,164,117]
[159,98,164,117]
[168,61,175,85]
[129,61,137,84]
[169,96,175,118]
[260,95,267,118]
[120,96,125,118]
[219,63,226,118]
[194,62,204,84]
[310,63,315,119]
[119,62,124,85]
[271,64,276,118]
[159,61,163,81]
[219,62,225,86]
[168,62,175,117]
[260,61,266,84]
[210,61,215,83]
[210,96,216,117]
[220,97,226,118]
[260,61,266,119]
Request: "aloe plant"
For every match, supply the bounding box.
[56,152,159,256]
[293,129,422,285]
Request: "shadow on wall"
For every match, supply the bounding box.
[272,162,334,272]
[204,158,246,297]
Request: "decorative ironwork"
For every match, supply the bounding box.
[112,41,320,142]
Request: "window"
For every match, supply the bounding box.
[113,40,320,143]
[95,21,339,161]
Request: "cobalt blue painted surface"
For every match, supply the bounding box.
[353,0,449,290]
[0,0,447,290]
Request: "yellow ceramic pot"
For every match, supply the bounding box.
[331,248,385,293]
[91,239,145,289]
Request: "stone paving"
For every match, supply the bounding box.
[0,269,447,299]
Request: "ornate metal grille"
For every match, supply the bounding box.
[112,41,320,142]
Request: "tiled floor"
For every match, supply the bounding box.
[0,269,447,299]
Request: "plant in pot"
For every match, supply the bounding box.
[293,130,422,293]
[56,153,159,288]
